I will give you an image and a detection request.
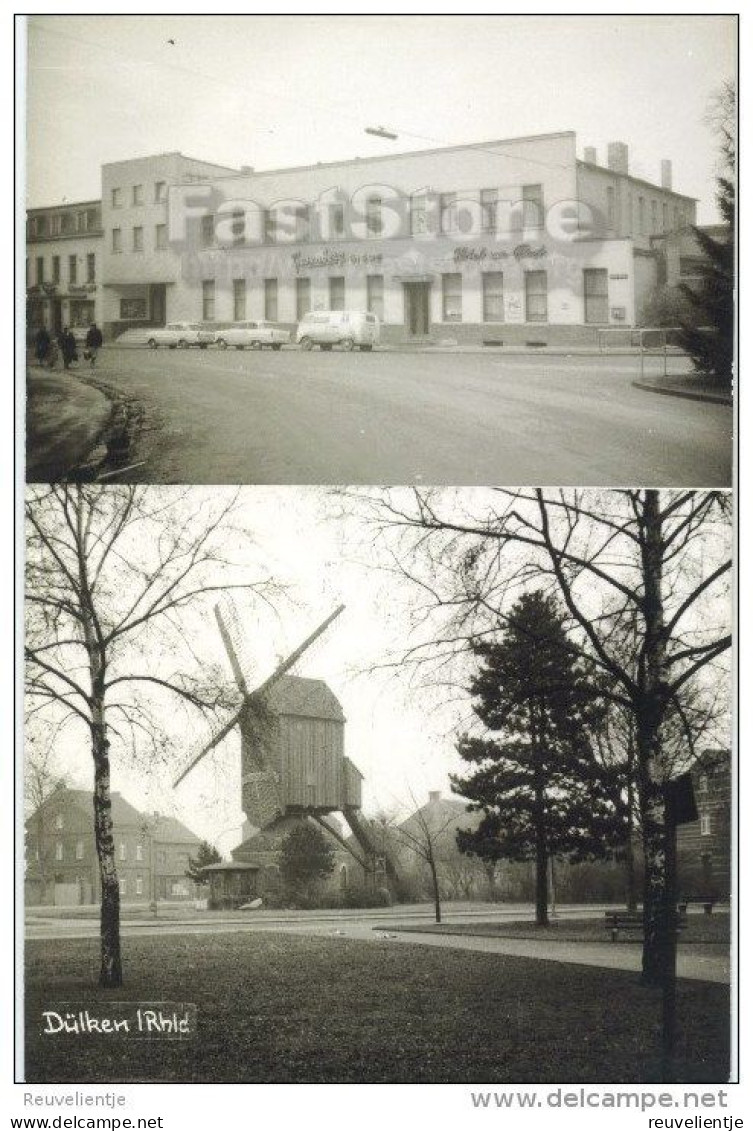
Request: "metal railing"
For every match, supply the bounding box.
[597,327,684,378]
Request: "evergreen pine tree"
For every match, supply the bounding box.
[185,840,223,885]
[453,591,624,926]
[677,82,735,387]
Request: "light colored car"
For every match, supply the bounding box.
[146,323,216,349]
[214,320,290,351]
[296,310,379,352]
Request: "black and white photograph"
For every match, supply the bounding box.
[15,8,739,1108]
[22,486,732,1083]
[23,15,733,487]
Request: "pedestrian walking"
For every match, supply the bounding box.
[59,327,78,371]
[84,322,103,368]
[34,327,51,365]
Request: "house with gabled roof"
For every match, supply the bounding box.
[25,784,203,906]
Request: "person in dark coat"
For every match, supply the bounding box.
[84,323,103,367]
[59,327,77,370]
[34,327,51,365]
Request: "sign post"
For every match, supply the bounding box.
[661,772,698,1081]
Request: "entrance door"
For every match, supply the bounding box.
[150,284,167,326]
[404,282,431,336]
[584,269,609,324]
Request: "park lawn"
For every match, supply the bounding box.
[25,931,729,1084]
[385,914,731,947]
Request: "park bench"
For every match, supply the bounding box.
[677,895,718,916]
[604,911,643,942]
[604,910,688,942]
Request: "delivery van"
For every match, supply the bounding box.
[295,310,380,351]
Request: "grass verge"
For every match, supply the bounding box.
[25,931,729,1084]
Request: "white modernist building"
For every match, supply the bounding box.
[27,132,696,344]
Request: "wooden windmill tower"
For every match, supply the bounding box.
[173,603,396,884]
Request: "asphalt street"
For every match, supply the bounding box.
[27,348,732,486]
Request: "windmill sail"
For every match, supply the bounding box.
[215,604,250,695]
[172,705,244,788]
[253,604,345,697]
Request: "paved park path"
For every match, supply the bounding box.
[26,903,729,984]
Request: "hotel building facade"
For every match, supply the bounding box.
[26,131,697,344]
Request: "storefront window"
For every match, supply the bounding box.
[233,278,246,321]
[367,274,384,321]
[264,278,278,321]
[120,298,147,320]
[296,277,311,321]
[202,280,216,321]
[329,276,345,311]
[70,300,95,327]
[442,272,462,321]
[482,272,504,322]
[525,270,548,322]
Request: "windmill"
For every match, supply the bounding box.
[173,603,397,884]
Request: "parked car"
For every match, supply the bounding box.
[214,320,290,351]
[295,310,379,352]
[146,323,216,349]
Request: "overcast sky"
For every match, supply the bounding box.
[24,14,736,222]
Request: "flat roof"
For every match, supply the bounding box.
[27,199,101,215]
[195,130,577,185]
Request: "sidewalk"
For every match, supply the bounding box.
[26,367,113,480]
[632,373,732,406]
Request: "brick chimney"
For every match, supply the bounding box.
[583,146,598,164]
[607,141,629,175]
[661,159,673,190]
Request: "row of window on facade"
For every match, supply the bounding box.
[605,187,688,235]
[111,181,168,209]
[27,207,101,239]
[189,269,603,325]
[190,186,687,247]
[51,839,149,862]
[111,224,169,253]
[195,187,546,248]
[28,253,96,288]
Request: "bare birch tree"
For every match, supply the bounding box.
[25,484,278,987]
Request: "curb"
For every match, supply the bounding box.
[632,380,732,406]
